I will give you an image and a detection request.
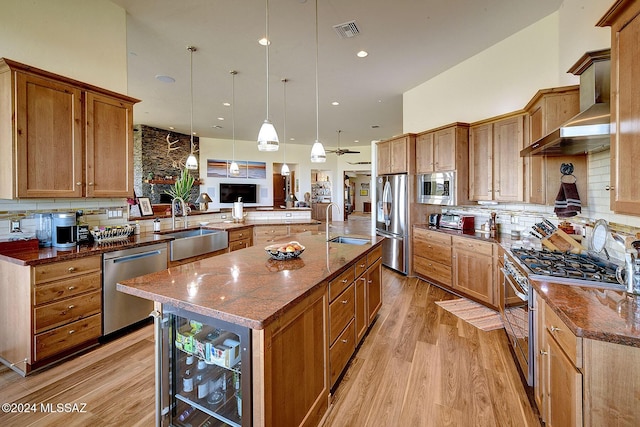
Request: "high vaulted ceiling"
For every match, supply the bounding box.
[111,0,563,149]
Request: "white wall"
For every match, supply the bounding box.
[0,0,128,94]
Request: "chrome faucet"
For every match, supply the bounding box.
[172,197,188,229]
[326,202,341,241]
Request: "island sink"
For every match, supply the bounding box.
[329,236,370,245]
[165,228,228,261]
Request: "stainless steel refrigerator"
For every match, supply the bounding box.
[376,174,408,274]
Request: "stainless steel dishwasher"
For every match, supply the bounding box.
[103,243,167,336]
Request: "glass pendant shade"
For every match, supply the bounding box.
[229,161,240,176]
[185,152,198,169]
[310,140,326,163]
[281,163,290,176]
[257,120,279,151]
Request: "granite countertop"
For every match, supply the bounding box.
[412,223,517,245]
[531,279,640,348]
[117,234,384,329]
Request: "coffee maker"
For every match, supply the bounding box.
[52,212,77,248]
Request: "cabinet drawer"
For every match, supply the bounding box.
[34,313,101,361]
[329,319,356,386]
[228,228,252,242]
[544,302,581,367]
[414,256,452,286]
[254,226,288,243]
[229,238,252,252]
[414,239,452,266]
[452,236,494,256]
[34,255,101,284]
[354,255,368,279]
[329,267,356,301]
[34,271,101,306]
[289,224,319,234]
[329,284,355,344]
[34,290,102,334]
[367,245,382,267]
[414,227,452,246]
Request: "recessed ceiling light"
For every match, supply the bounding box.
[290,138,295,141]
[258,38,270,46]
[331,101,339,106]
[354,140,359,143]
[356,50,368,58]
[217,117,224,121]
[155,75,175,83]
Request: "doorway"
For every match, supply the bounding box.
[273,171,295,207]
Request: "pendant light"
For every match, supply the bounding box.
[229,70,240,176]
[185,46,199,170]
[310,0,326,163]
[257,0,279,151]
[280,78,290,176]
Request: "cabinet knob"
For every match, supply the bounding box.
[341,299,349,304]
[341,339,348,344]
[539,350,548,356]
[550,326,561,333]
[76,182,82,186]
[68,330,75,335]
[68,286,76,290]
[359,263,366,268]
[88,182,94,186]
[342,279,348,283]
[68,267,76,273]
[68,305,75,309]
[605,185,615,191]
[368,280,372,284]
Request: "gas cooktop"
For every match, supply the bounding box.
[510,248,620,286]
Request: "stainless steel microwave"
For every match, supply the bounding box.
[417,171,456,205]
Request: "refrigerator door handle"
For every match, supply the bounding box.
[382,180,392,228]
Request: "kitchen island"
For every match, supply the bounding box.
[117,233,384,427]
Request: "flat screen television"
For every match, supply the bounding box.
[220,183,257,203]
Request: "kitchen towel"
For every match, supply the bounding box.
[554,182,581,217]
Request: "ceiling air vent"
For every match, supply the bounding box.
[333,20,360,38]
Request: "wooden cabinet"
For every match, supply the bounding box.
[0,58,138,199]
[523,86,588,206]
[312,202,329,221]
[413,227,452,286]
[253,223,320,245]
[452,236,496,307]
[0,255,102,375]
[416,132,435,173]
[376,133,416,175]
[469,113,525,202]
[598,0,640,215]
[227,226,253,252]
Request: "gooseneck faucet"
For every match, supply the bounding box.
[172,197,188,229]
[326,202,341,241]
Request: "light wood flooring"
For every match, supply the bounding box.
[0,216,539,426]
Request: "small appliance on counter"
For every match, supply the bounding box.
[52,212,77,249]
[34,212,52,247]
[75,210,92,244]
[439,213,475,231]
[428,213,441,227]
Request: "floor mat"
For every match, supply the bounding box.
[435,298,504,332]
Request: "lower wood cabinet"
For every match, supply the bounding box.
[253,223,321,245]
[228,226,253,252]
[413,227,453,286]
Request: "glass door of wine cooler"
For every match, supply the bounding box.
[158,304,251,427]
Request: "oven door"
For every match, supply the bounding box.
[416,172,455,205]
[501,263,532,386]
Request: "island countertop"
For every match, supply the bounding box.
[117,233,384,329]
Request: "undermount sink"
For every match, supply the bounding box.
[329,236,370,245]
[166,228,228,261]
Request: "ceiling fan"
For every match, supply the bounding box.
[326,130,361,155]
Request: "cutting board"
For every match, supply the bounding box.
[542,229,585,253]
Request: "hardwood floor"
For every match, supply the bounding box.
[0,216,539,426]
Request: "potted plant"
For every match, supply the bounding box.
[165,169,195,214]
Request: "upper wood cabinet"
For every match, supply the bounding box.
[416,123,469,174]
[469,113,526,202]
[523,86,588,206]
[598,0,640,215]
[0,58,139,199]
[376,133,415,175]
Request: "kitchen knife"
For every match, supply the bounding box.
[530,229,544,239]
[538,222,553,235]
[544,219,557,231]
[533,224,547,237]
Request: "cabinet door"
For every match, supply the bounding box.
[434,127,456,171]
[526,107,546,204]
[452,247,494,306]
[390,137,407,173]
[366,258,382,323]
[376,141,391,175]
[469,123,493,201]
[610,9,640,214]
[494,115,524,202]
[15,72,83,198]
[546,333,582,427]
[416,132,434,173]
[85,92,134,197]
[534,291,548,423]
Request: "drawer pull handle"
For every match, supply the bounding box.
[540,350,548,356]
[68,330,75,335]
[360,263,366,268]
[68,267,76,273]
[550,326,561,332]
[88,182,94,186]
[239,233,243,237]
[68,286,76,290]
[76,182,82,186]
[341,339,348,344]
[341,299,349,304]
[368,280,372,284]
[342,279,348,283]
[68,305,75,309]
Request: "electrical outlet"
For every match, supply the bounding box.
[286,213,292,217]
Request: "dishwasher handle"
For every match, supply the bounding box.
[112,250,163,264]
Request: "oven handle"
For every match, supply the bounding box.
[502,268,528,301]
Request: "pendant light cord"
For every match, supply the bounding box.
[188,46,196,155]
[265,0,270,121]
[282,78,287,159]
[314,0,319,142]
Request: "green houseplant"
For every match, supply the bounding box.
[165,168,195,202]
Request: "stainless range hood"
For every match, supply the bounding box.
[521,49,611,156]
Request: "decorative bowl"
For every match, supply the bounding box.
[265,241,305,260]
